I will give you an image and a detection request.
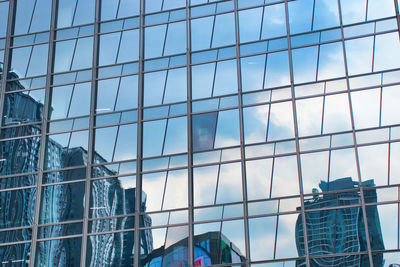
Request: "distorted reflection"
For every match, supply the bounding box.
[142,231,245,267]
[296,177,384,266]
[0,70,41,263]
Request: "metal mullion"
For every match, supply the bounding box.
[210,61,217,97]
[0,185,36,192]
[16,88,34,124]
[114,30,123,64]
[265,100,272,142]
[283,0,310,266]
[273,200,280,259]
[212,111,219,148]
[49,114,89,124]
[61,131,74,167]
[161,0,165,12]
[310,0,316,31]
[185,2,194,264]
[134,0,145,265]
[259,6,265,41]
[394,0,400,40]
[108,181,119,218]
[29,0,57,264]
[388,128,391,185]
[379,74,383,127]
[115,0,122,20]
[337,0,374,265]
[80,0,100,265]
[262,46,268,89]
[161,68,169,104]
[160,171,169,210]
[23,45,34,78]
[326,136,332,190]
[161,118,169,155]
[36,233,83,243]
[66,83,76,117]
[143,16,187,29]
[111,124,121,162]
[161,19,169,57]
[213,155,222,205]
[11,38,48,48]
[217,209,224,262]
[194,216,252,227]
[140,164,190,175]
[69,38,79,71]
[160,212,172,267]
[233,0,250,265]
[320,83,326,135]
[87,228,135,236]
[42,178,86,187]
[0,171,37,180]
[88,213,135,222]
[0,240,33,247]
[268,145,276,199]
[209,8,217,49]
[315,35,321,81]
[371,22,376,73]
[27,0,38,34]
[112,76,122,111]
[0,133,41,142]
[71,0,79,27]
[3,85,46,94]
[190,8,235,21]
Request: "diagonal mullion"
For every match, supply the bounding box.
[71,0,80,27]
[27,0,38,34]
[115,0,123,19]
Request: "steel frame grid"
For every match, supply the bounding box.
[0,0,399,266]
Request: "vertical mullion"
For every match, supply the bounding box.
[283,0,311,266]
[0,0,15,132]
[186,0,194,266]
[337,0,374,265]
[29,0,57,265]
[233,0,250,265]
[80,0,100,265]
[394,0,400,40]
[134,0,145,265]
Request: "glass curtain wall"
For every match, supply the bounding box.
[0,0,400,266]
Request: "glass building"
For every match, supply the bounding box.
[0,0,400,266]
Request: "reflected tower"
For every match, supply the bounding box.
[295,177,384,266]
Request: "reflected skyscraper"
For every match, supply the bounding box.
[0,72,153,266]
[295,178,384,266]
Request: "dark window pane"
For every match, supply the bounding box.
[192,112,217,151]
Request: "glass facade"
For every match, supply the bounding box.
[0,0,400,266]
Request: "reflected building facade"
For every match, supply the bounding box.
[295,178,384,266]
[0,72,153,265]
[1,0,400,266]
[143,231,245,267]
